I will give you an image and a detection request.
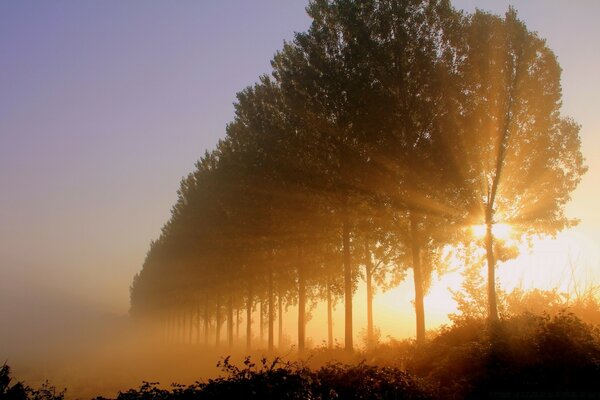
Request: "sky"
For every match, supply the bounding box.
[1,0,600,343]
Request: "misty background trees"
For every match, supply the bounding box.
[129,0,585,352]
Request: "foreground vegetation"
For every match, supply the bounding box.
[4,312,600,399]
[1,364,65,400]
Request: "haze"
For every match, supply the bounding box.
[1,1,599,397]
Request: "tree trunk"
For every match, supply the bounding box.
[183,311,187,344]
[260,300,264,344]
[177,311,182,344]
[365,240,374,348]
[410,210,426,344]
[196,303,201,345]
[215,295,221,347]
[485,65,517,322]
[181,311,185,344]
[246,284,253,351]
[228,295,234,348]
[343,213,353,352]
[298,253,306,353]
[327,279,333,349]
[163,314,168,344]
[236,305,240,344]
[268,264,274,353]
[204,300,209,346]
[188,308,193,344]
[278,288,283,348]
[485,214,499,322]
[165,310,172,344]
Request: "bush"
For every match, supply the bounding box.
[0,364,65,400]
[112,356,433,400]
[408,312,600,399]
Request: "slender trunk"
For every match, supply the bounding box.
[186,311,190,343]
[196,303,201,345]
[227,295,234,348]
[260,301,264,344]
[327,279,333,349]
[166,311,171,344]
[189,308,193,344]
[172,311,177,344]
[485,63,518,322]
[410,210,426,344]
[172,311,176,344]
[215,295,221,347]
[178,310,182,344]
[246,284,253,351]
[278,288,283,348]
[165,312,170,344]
[298,250,306,353]
[204,301,209,346]
[184,309,188,344]
[177,311,182,344]
[163,314,168,344]
[486,213,499,322]
[236,306,240,344]
[185,311,189,344]
[180,312,185,344]
[365,240,374,348]
[268,264,274,353]
[182,309,186,344]
[343,212,353,352]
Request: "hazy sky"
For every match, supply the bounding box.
[1,1,599,320]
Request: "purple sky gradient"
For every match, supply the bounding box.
[1,1,599,316]
[0,1,311,312]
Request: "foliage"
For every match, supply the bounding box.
[129,0,586,348]
[110,357,433,400]
[451,259,600,325]
[449,261,508,322]
[409,312,600,399]
[0,364,65,400]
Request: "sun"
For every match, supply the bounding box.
[471,223,513,240]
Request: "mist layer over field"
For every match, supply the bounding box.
[2,1,600,399]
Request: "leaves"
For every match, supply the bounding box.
[130,0,585,343]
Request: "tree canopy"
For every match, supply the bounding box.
[130,0,585,351]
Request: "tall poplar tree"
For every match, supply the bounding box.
[451,8,587,321]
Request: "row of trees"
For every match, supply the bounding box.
[130,0,585,352]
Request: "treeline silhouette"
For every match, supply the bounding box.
[129,0,586,353]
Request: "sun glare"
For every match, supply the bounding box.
[471,223,513,240]
[499,228,600,294]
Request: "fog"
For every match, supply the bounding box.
[2,1,600,398]
[1,284,223,398]
[4,233,598,398]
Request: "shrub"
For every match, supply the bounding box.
[0,364,65,400]
[408,312,600,399]
[111,356,433,400]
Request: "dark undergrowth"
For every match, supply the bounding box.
[110,358,433,400]
[409,312,600,399]
[1,364,65,400]
[3,312,600,400]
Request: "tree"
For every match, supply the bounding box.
[129,1,585,351]
[452,8,587,322]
